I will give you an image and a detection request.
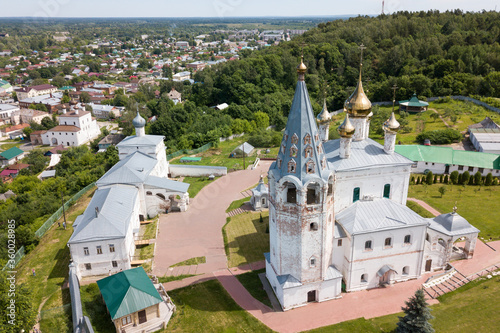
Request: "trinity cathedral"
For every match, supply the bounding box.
[265,54,480,310]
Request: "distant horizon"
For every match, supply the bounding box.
[0,0,497,19]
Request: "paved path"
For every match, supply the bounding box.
[407,197,441,216]
[153,161,272,278]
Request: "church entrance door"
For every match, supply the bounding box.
[307,290,316,302]
[380,271,391,285]
[425,259,432,272]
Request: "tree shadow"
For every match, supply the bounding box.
[48,246,70,281]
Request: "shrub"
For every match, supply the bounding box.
[439,175,444,183]
[485,173,493,186]
[450,171,459,184]
[416,129,462,144]
[444,175,449,184]
[433,175,438,183]
[426,171,434,185]
[461,171,470,185]
[411,176,415,184]
[474,171,482,185]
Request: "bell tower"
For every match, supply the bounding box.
[266,57,341,311]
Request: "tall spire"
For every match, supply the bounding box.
[275,57,326,180]
[345,44,371,117]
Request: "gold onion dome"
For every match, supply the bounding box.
[317,100,331,123]
[338,114,355,138]
[345,74,372,117]
[297,56,307,74]
[384,112,400,133]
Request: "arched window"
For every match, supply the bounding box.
[384,237,392,247]
[353,187,360,202]
[277,157,281,168]
[402,266,410,275]
[426,233,430,242]
[291,133,298,144]
[310,222,318,231]
[303,133,311,145]
[288,159,296,174]
[307,182,320,205]
[146,191,153,196]
[290,145,298,157]
[361,274,367,283]
[328,177,333,195]
[383,184,391,198]
[285,182,297,204]
[304,145,313,158]
[404,235,411,244]
[156,193,166,200]
[306,160,315,174]
[261,198,266,205]
[365,240,372,250]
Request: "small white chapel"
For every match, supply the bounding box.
[265,52,479,311]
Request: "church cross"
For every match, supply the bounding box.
[391,84,398,112]
[359,44,367,66]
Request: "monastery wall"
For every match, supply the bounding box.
[169,164,227,177]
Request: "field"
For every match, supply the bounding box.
[408,183,500,241]
[223,211,270,267]
[182,176,219,198]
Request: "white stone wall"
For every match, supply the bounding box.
[334,165,410,214]
[412,161,500,177]
[169,164,227,177]
[350,117,368,141]
[344,226,426,291]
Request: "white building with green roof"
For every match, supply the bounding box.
[97,267,175,333]
[395,145,500,177]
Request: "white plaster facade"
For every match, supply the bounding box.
[42,110,100,147]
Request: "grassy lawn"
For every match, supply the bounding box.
[0,141,24,151]
[235,269,272,308]
[309,272,500,333]
[223,211,269,267]
[80,283,115,333]
[158,274,198,283]
[182,176,219,198]
[170,256,206,267]
[163,279,274,333]
[406,200,436,218]
[142,217,158,239]
[169,135,260,171]
[408,183,500,241]
[225,197,251,213]
[14,188,95,331]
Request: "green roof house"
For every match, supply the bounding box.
[0,147,26,166]
[395,145,500,176]
[97,267,175,333]
[398,93,429,113]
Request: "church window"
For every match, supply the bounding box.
[303,133,311,145]
[310,222,318,231]
[285,182,297,204]
[156,193,166,200]
[83,247,89,256]
[426,233,430,242]
[383,184,390,198]
[96,246,102,254]
[404,235,411,244]
[328,178,333,195]
[291,133,298,144]
[337,239,342,247]
[402,266,409,275]
[146,191,152,196]
[109,244,115,253]
[307,183,320,204]
[288,159,296,174]
[112,260,118,268]
[305,145,313,158]
[85,263,92,270]
[262,198,266,205]
[317,143,323,154]
[384,237,392,247]
[290,145,298,157]
[306,160,315,174]
[361,274,367,283]
[353,187,360,202]
[365,240,372,250]
[310,257,316,267]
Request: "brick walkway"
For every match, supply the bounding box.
[407,197,441,216]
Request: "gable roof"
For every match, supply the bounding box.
[96,152,157,187]
[395,145,500,170]
[428,212,479,236]
[336,198,428,235]
[68,185,138,244]
[0,147,24,160]
[97,267,162,320]
[117,134,164,148]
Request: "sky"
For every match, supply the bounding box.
[0,0,497,18]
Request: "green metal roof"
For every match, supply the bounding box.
[399,93,429,107]
[180,156,202,162]
[97,267,162,320]
[59,86,75,91]
[395,145,500,170]
[0,147,24,160]
[0,80,11,89]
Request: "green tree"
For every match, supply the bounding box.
[396,288,434,333]
[444,175,449,184]
[426,172,434,185]
[438,186,446,197]
[254,111,270,129]
[0,271,37,331]
[80,92,91,103]
[462,171,470,185]
[450,171,459,184]
[485,173,493,186]
[474,171,482,185]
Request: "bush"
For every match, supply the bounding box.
[426,172,434,185]
[247,129,282,148]
[433,175,438,183]
[439,175,444,183]
[485,173,493,186]
[444,175,449,184]
[450,171,459,184]
[411,176,415,184]
[461,171,470,185]
[416,129,462,144]
[474,171,482,185]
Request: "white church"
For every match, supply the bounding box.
[42,108,101,147]
[265,55,479,311]
[68,113,190,279]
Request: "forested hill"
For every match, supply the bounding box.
[192,10,499,116]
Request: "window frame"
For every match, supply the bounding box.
[404,235,411,244]
[109,244,115,253]
[83,247,89,256]
[96,246,103,255]
[384,237,392,248]
[361,273,368,283]
[364,240,372,251]
[353,187,360,202]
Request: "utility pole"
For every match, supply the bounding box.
[382,1,385,15]
[61,191,67,225]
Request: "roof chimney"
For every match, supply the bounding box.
[62,108,67,114]
[95,207,99,218]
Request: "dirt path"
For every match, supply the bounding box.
[429,108,451,128]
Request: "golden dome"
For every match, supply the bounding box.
[297,57,307,74]
[383,112,400,133]
[317,100,331,123]
[345,74,372,117]
[338,113,355,138]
